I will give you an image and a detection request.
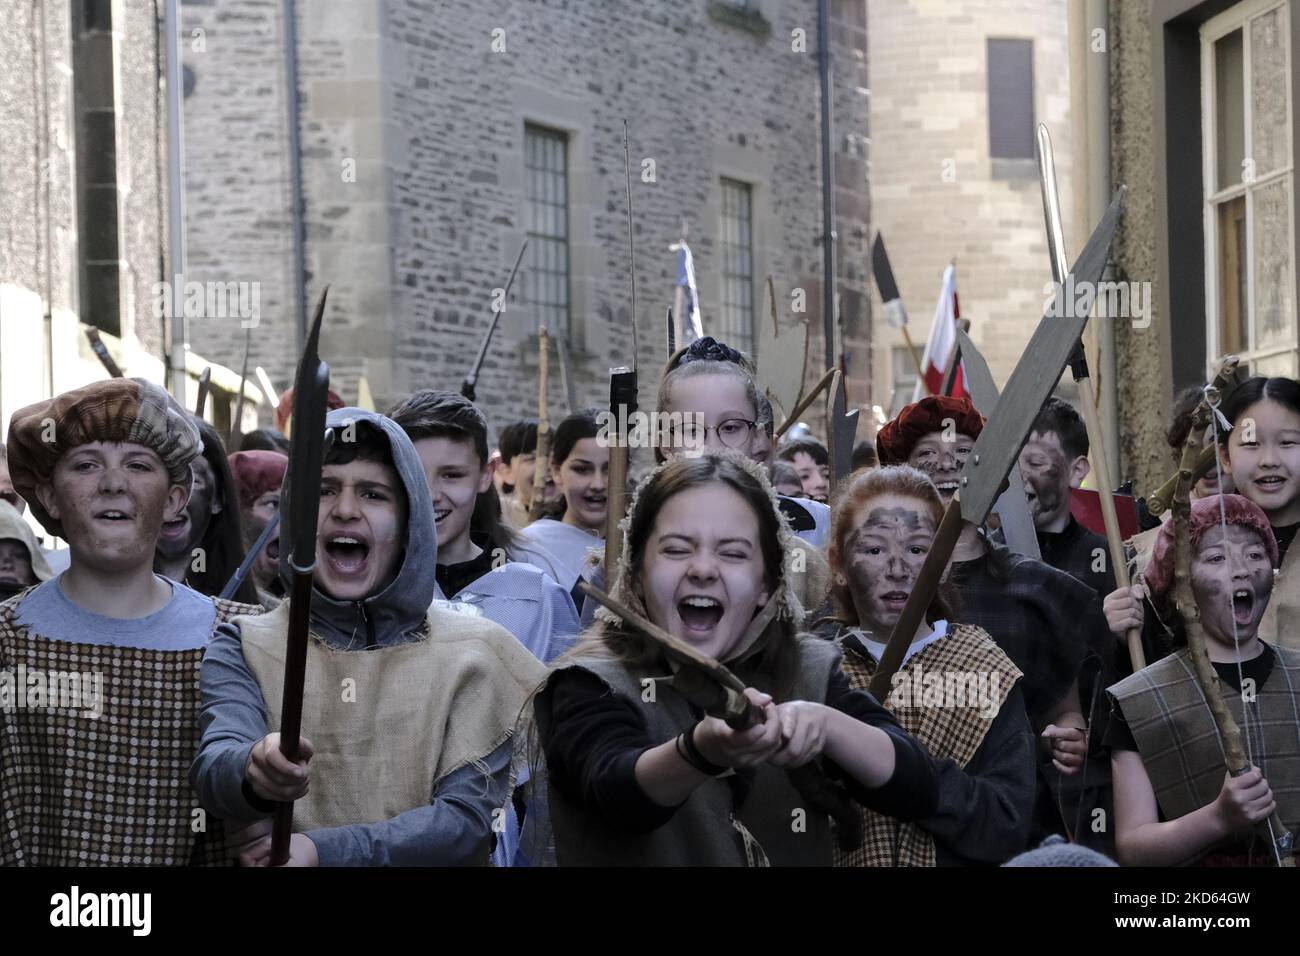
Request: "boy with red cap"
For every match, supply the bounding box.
[0,378,259,864]
[876,395,1105,845]
[228,449,289,604]
[1106,494,1300,865]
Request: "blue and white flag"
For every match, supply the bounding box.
[674,241,703,344]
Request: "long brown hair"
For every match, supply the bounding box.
[827,465,956,626]
[563,452,802,700]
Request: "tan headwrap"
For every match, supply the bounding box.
[5,378,200,537]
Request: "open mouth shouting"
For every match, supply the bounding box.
[324,533,371,577]
[676,593,726,640]
[157,512,190,542]
[1231,587,1256,628]
[932,478,959,499]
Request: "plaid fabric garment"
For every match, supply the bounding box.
[833,623,1021,867]
[950,537,1095,719]
[0,595,258,866]
[1109,646,1300,862]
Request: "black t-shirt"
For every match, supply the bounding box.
[1105,644,1276,752]
[435,546,495,599]
[1273,523,1299,564]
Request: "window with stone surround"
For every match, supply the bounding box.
[889,346,918,418]
[719,178,755,353]
[524,124,571,336]
[1202,0,1296,377]
[987,38,1035,179]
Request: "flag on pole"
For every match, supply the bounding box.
[673,240,703,345]
[913,263,969,401]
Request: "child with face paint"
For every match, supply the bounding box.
[516,410,608,609]
[228,450,288,605]
[390,389,581,663]
[1107,377,1300,657]
[531,451,940,866]
[154,417,260,607]
[1106,494,1300,865]
[877,396,1114,849]
[821,466,1035,865]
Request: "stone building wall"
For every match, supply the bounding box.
[867,0,1075,414]
[179,0,873,443]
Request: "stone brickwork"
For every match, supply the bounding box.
[867,0,1074,414]
[0,0,169,426]
[179,0,872,444]
[1108,0,1177,497]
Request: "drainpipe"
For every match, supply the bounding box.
[1087,0,1119,478]
[164,0,188,399]
[284,0,307,355]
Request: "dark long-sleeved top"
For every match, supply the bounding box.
[920,681,1036,865]
[539,666,940,835]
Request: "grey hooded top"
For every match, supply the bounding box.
[189,408,512,866]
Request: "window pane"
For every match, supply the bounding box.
[1216,29,1246,191]
[719,178,755,353]
[524,124,570,335]
[987,38,1035,160]
[1251,8,1289,178]
[1218,196,1248,356]
[1252,176,1294,350]
[890,346,917,418]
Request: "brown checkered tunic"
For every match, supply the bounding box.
[0,593,259,866]
[834,622,1021,867]
[1109,646,1300,861]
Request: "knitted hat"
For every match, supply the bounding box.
[5,378,200,537]
[876,396,985,466]
[1003,835,1118,867]
[1144,493,1278,605]
[227,450,288,511]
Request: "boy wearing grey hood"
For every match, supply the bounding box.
[190,409,544,866]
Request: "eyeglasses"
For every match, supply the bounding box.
[670,418,759,449]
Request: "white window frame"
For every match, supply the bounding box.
[1201,0,1296,376]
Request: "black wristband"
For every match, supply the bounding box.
[677,724,729,777]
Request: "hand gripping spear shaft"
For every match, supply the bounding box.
[1171,358,1294,866]
[270,288,332,866]
[1037,124,1144,672]
[579,582,862,851]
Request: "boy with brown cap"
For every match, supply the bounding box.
[0,377,258,865]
